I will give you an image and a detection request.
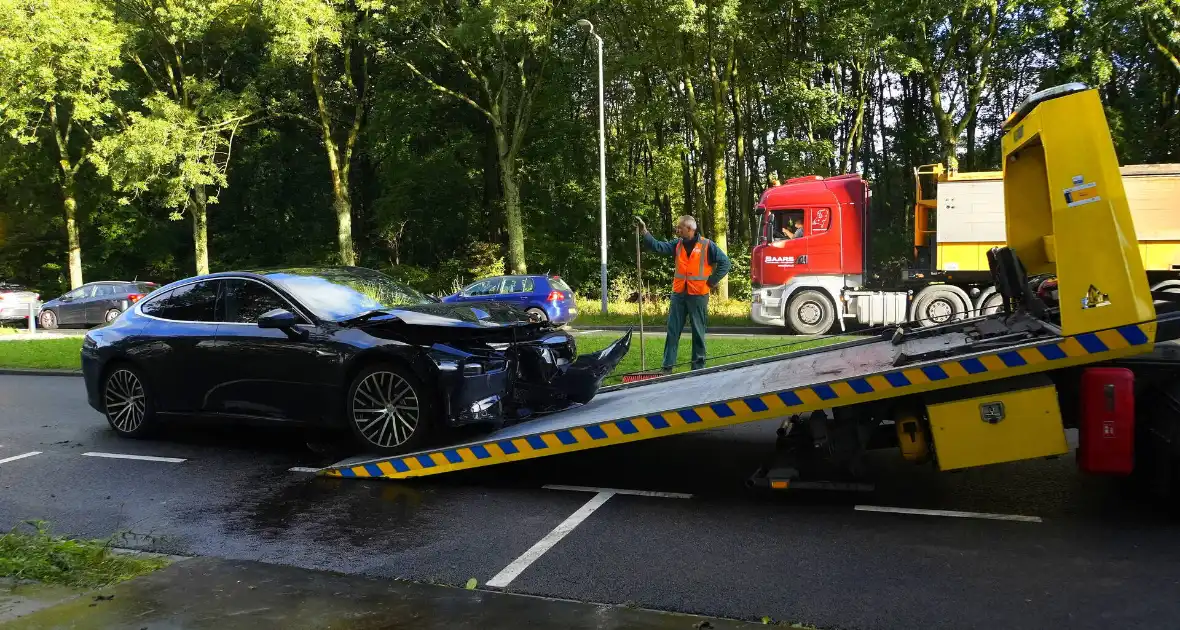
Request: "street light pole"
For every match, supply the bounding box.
[579,19,608,315]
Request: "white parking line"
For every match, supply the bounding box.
[82,452,187,463]
[854,505,1042,523]
[288,467,320,473]
[543,484,692,499]
[0,451,41,464]
[487,491,614,588]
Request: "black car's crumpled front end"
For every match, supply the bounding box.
[358,302,631,429]
[426,328,632,428]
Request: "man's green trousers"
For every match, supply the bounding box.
[663,292,708,371]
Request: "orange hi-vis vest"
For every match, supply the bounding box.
[674,237,714,295]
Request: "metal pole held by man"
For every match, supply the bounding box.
[634,215,732,372]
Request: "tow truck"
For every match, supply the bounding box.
[323,84,1180,499]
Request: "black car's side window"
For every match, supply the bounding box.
[220,279,289,324]
[140,281,219,322]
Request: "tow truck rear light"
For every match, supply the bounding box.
[547,290,563,302]
[127,293,145,303]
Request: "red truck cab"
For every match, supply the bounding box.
[751,174,869,333]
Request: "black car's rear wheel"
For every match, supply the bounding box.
[104,308,121,323]
[103,365,155,437]
[346,364,433,454]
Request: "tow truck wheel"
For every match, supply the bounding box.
[785,290,836,335]
[346,363,434,454]
[911,286,971,328]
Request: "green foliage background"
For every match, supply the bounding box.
[1,0,1177,298]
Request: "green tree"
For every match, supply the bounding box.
[393,0,562,275]
[677,0,740,299]
[263,0,391,266]
[887,0,1004,171]
[94,0,263,275]
[1140,0,1180,78]
[0,0,125,288]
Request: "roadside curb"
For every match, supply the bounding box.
[0,368,83,377]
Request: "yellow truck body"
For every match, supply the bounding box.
[917,164,1180,279]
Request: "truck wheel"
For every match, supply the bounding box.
[911,286,970,328]
[786,290,835,335]
[974,288,1004,316]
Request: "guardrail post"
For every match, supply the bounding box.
[27,300,36,333]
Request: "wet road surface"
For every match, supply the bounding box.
[1,374,1178,629]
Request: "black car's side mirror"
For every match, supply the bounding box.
[258,308,297,329]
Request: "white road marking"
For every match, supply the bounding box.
[288,467,321,473]
[82,452,187,463]
[486,491,614,588]
[854,505,1042,523]
[0,451,41,464]
[543,484,692,499]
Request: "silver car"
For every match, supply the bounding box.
[0,283,41,323]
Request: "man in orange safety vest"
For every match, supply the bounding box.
[635,214,732,372]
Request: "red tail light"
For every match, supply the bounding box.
[547,290,563,302]
[127,293,145,303]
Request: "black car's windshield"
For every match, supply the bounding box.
[265,267,434,321]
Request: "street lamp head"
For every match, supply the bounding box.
[577,19,595,33]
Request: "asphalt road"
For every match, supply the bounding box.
[1,374,1179,629]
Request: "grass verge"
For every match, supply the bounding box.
[0,522,168,588]
[0,338,82,370]
[574,296,754,328]
[0,332,849,377]
[576,332,849,382]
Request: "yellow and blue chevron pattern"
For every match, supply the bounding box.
[322,322,1155,480]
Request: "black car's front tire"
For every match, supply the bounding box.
[102,364,156,437]
[346,363,433,454]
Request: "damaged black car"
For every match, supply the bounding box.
[81,266,631,454]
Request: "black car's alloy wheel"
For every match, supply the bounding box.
[39,310,57,330]
[103,366,154,436]
[347,364,432,453]
[104,308,121,323]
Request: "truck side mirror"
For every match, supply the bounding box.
[759,235,767,245]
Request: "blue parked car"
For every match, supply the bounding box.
[442,275,577,324]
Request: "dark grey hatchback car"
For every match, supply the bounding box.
[39,281,159,329]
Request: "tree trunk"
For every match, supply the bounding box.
[312,49,357,266]
[733,79,749,246]
[190,185,210,275]
[494,126,527,274]
[49,103,83,289]
[711,150,729,301]
[62,171,83,289]
[332,175,355,266]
